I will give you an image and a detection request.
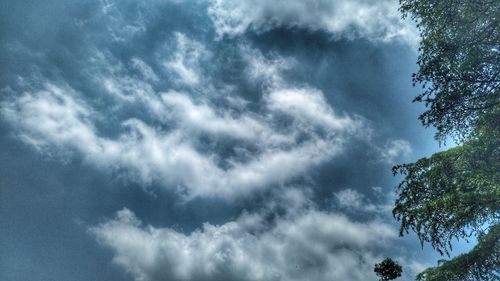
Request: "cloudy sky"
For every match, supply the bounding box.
[0,0,465,280]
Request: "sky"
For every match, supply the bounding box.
[0,0,466,280]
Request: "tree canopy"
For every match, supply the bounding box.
[393,109,499,255]
[394,0,500,280]
[416,224,500,281]
[400,0,499,140]
[374,258,403,281]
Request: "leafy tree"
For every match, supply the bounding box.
[393,109,499,254]
[400,0,499,141]
[416,224,500,281]
[393,0,500,280]
[374,258,403,281]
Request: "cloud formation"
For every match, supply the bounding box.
[209,0,419,46]
[0,1,441,280]
[92,190,396,281]
[1,42,364,199]
[163,32,209,86]
[333,188,392,214]
[378,139,412,164]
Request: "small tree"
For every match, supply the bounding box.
[374,258,403,281]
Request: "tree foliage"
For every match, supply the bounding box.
[400,0,500,141]
[393,109,500,255]
[395,0,500,280]
[374,258,403,281]
[416,224,500,281]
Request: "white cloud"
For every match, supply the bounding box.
[240,46,293,87]
[84,50,157,104]
[1,84,100,154]
[91,202,397,281]
[5,40,408,201]
[102,73,155,103]
[333,188,392,214]
[163,32,209,86]
[1,76,362,199]
[334,188,367,210]
[267,88,362,133]
[158,91,286,143]
[379,139,412,164]
[208,0,419,46]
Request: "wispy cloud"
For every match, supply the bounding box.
[209,0,419,46]
[378,139,412,164]
[1,44,365,199]
[163,33,209,86]
[333,188,393,214]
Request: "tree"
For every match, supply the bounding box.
[374,258,403,281]
[393,0,500,280]
[416,224,500,281]
[399,0,499,141]
[393,109,499,253]
[393,109,500,280]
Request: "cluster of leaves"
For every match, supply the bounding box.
[400,0,500,141]
[416,224,500,281]
[393,109,500,255]
[374,258,403,281]
[394,0,500,280]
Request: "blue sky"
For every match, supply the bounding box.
[0,0,466,280]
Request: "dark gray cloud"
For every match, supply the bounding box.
[0,0,453,281]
